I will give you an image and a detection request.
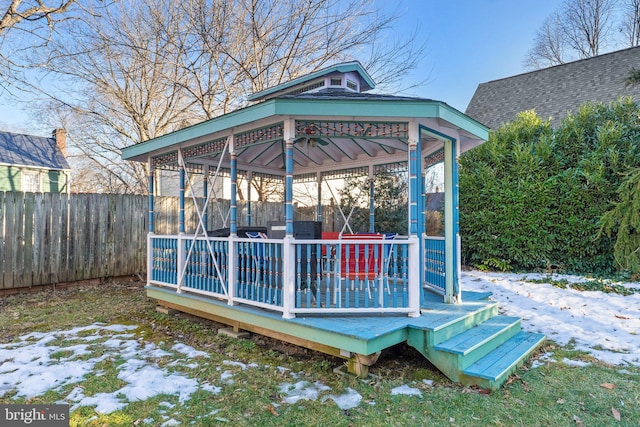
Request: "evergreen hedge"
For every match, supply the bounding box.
[459,99,640,275]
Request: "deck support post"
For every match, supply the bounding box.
[347,352,381,377]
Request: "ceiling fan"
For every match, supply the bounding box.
[293,136,329,148]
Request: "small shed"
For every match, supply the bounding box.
[0,129,70,193]
[122,62,544,389]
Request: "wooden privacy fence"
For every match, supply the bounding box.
[0,192,347,291]
[0,192,148,290]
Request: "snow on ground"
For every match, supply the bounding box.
[461,271,640,366]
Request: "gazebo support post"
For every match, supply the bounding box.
[282,125,295,319]
[228,139,238,305]
[409,125,423,315]
[368,165,375,233]
[317,172,323,224]
[176,150,186,292]
[147,158,154,289]
[203,166,209,231]
[247,171,252,226]
[444,136,461,303]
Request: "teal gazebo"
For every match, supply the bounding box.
[122,62,544,389]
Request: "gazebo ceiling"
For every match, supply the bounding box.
[126,102,487,178]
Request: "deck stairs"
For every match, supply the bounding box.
[408,292,545,390]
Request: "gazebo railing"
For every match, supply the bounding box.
[423,235,446,293]
[148,234,420,317]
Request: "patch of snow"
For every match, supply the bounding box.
[222,360,247,369]
[201,383,222,394]
[172,343,210,359]
[422,379,434,387]
[462,271,640,366]
[530,352,557,369]
[279,381,331,404]
[0,324,210,415]
[322,387,362,410]
[161,419,180,426]
[390,385,422,397]
[220,370,235,384]
[561,358,591,367]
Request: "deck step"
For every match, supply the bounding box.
[462,331,546,389]
[434,316,521,368]
[420,301,500,346]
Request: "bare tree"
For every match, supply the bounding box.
[525,12,568,69]
[620,0,640,46]
[31,0,200,193]
[0,0,79,87]
[564,0,614,57]
[525,0,616,69]
[175,0,425,119]
[0,0,77,36]
[25,0,424,193]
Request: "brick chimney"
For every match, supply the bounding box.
[52,128,67,157]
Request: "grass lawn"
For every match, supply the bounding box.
[0,280,638,426]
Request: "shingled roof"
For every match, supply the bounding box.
[465,46,640,129]
[0,131,70,170]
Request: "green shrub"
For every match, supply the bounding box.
[460,99,640,275]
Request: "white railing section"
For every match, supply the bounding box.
[148,234,420,318]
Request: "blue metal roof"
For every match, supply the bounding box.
[0,131,70,170]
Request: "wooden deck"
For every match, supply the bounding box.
[149,285,544,390]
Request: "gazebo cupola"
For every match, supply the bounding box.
[246,61,375,103]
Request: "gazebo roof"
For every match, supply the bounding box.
[121,63,488,177]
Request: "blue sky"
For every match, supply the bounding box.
[388,0,564,110]
[0,0,564,134]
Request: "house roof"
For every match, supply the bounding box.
[465,46,640,129]
[0,131,70,170]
